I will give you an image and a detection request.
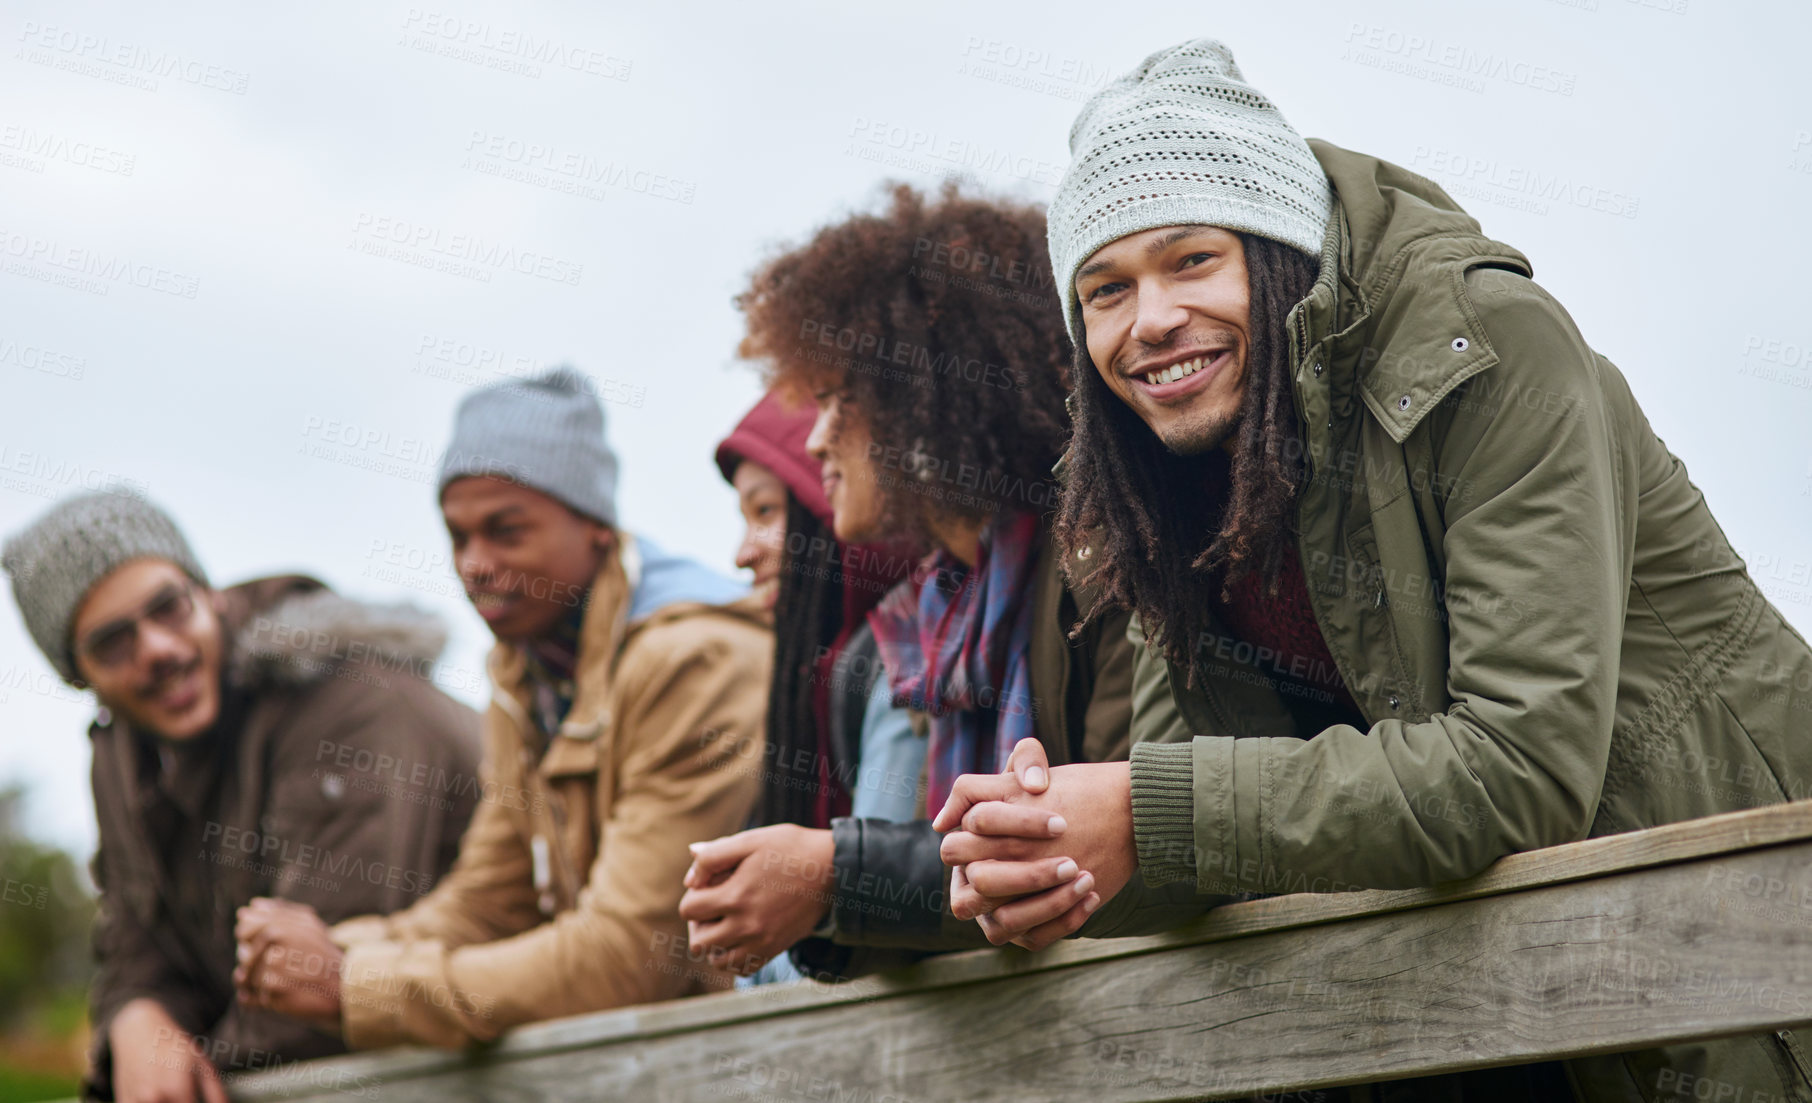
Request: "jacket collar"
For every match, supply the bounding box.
[487,534,766,781]
[489,537,634,779]
[1297,139,1533,444]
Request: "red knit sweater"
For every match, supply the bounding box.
[1211,541,1365,724]
[1201,452,1365,726]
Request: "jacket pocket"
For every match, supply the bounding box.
[1314,520,1378,607]
[1344,521,1380,589]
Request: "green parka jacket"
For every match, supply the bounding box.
[1113,140,1812,1101]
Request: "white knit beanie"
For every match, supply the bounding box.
[1048,38,1333,344]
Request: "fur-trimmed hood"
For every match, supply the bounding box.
[84,573,481,1092]
[221,575,449,689]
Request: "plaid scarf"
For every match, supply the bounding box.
[520,595,587,751]
[868,511,1041,815]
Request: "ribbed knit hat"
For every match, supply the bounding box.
[2,488,210,683]
[1048,38,1333,344]
[438,367,619,525]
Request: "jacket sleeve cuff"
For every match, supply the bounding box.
[329,914,392,948]
[1227,737,1266,894]
[1133,736,1244,893]
[338,941,408,1050]
[828,818,992,957]
[826,817,947,947]
[825,817,861,940]
[1130,740,1199,886]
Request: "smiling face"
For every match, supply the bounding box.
[1074,226,1252,455]
[803,393,885,544]
[731,460,790,609]
[71,558,224,741]
[441,476,614,643]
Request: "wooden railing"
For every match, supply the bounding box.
[225,802,1812,1102]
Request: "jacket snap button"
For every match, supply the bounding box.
[1312,362,1324,376]
[1388,695,1401,710]
[1451,337,1469,352]
[1397,395,1412,411]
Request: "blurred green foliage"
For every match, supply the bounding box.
[0,1065,78,1103]
[0,785,94,1100]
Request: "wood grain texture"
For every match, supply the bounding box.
[229,817,1812,1102]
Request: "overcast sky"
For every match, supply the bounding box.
[2,0,1808,857]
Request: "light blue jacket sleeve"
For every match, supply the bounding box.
[740,661,923,989]
[849,661,923,822]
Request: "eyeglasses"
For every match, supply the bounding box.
[77,581,198,670]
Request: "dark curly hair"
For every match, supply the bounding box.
[1055,232,1321,689]
[737,181,1072,544]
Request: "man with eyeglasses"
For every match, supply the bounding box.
[2,488,481,1103]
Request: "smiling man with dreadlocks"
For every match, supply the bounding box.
[934,37,1812,1101]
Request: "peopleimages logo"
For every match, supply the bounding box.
[411,334,648,407]
[462,131,697,204]
[0,124,136,176]
[1409,146,1640,219]
[795,318,1025,392]
[397,9,632,80]
[1342,23,1578,97]
[955,35,1113,103]
[0,227,199,298]
[0,335,85,381]
[15,21,249,94]
[0,445,148,502]
[846,117,1064,189]
[348,212,584,286]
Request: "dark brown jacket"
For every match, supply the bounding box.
[84,576,480,1099]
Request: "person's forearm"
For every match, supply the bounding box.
[338,905,689,1049]
[345,793,541,951]
[91,919,215,1081]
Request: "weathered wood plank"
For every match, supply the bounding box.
[231,820,1812,1102]
[237,798,1812,1088]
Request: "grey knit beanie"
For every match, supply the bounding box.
[2,488,210,683]
[1048,38,1334,344]
[438,367,619,525]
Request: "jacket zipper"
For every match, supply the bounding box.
[1285,261,1378,731]
[1288,386,1379,732]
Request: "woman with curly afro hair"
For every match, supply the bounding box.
[679,181,1140,979]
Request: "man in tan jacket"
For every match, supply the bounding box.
[233,368,770,1049]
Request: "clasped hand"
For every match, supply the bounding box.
[933,738,1136,951]
[678,823,836,977]
[231,897,344,1034]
